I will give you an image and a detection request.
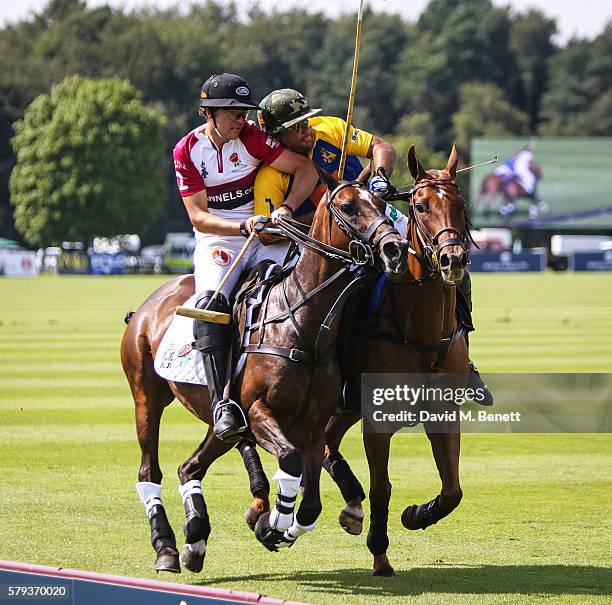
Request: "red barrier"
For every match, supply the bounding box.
[0,560,311,605]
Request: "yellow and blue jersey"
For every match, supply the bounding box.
[254,115,373,218]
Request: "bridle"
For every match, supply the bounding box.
[277,180,400,267]
[401,177,476,284]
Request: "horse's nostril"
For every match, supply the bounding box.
[460,252,468,267]
[440,254,451,268]
[383,241,401,261]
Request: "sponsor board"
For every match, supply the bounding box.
[89,252,129,275]
[3,251,38,277]
[469,251,546,272]
[570,250,612,271]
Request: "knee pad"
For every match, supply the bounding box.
[193,291,231,352]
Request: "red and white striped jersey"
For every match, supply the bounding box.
[173,121,284,222]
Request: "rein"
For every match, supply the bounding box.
[243,181,400,364]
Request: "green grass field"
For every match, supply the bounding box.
[0,273,611,604]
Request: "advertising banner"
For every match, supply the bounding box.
[469,251,546,272]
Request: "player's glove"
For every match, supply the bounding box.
[240,215,270,237]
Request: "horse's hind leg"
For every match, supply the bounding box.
[237,439,271,531]
[177,429,235,573]
[363,432,395,576]
[129,360,179,573]
[401,431,462,531]
[324,412,365,535]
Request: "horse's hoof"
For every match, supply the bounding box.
[245,505,262,532]
[373,565,396,577]
[155,547,181,574]
[339,508,363,535]
[254,512,294,552]
[401,505,419,530]
[179,542,205,573]
[373,554,395,576]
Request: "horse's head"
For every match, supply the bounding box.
[314,167,408,277]
[407,144,469,285]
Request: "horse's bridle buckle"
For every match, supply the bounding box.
[349,239,373,266]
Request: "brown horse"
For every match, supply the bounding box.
[120,170,408,573]
[323,144,471,576]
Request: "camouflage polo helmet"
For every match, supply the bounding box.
[258,89,321,135]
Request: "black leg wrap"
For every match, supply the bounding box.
[237,440,270,496]
[149,504,177,553]
[183,493,211,543]
[296,503,322,528]
[279,449,302,478]
[401,495,449,530]
[323,451,366,503]
[367,506,390,556]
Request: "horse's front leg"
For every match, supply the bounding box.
[324,411,365,535]
[177,428,235,573]
[363,431,395,576]
[248,400,304,552]
[401,430,462,530]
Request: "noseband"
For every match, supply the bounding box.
[326,181,400,266]
[277,181,400,267]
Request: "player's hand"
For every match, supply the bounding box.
[270,204,293,226]
[240,215,270,238]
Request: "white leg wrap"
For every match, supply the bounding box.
[135,482,163,516]
[183,539,206,557]
[281,520,316,546]
[179,479,202,503]
[269,469,301,531]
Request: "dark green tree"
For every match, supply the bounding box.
[10,76,167,246]
[396,0,521,148]
[511,9,557,130]
[539,23,612,135]
[452,82,529,152]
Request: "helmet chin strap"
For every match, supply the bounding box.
[209,110,230,144]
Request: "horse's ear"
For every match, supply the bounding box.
[407,145,426,181]
[445,143,459,180]
[316,164,339,192]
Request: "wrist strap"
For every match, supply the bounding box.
[280,204,294,215]
[239,221,249,237]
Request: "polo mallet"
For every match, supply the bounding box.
[338,0,365,180]
[175,231,257,324]
[457,157,498,173]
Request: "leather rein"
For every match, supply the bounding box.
[242,180,400,364]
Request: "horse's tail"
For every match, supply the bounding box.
[124,311,135,324]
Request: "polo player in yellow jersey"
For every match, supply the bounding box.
[253,88,492,405]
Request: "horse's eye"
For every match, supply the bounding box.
[415,204,426,213]
[340,203,356,214]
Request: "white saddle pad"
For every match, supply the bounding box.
[154,294,207,385]
[153,263,280,386]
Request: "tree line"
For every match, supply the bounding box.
[2,0,610,246]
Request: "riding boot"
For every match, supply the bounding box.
[457,273,494,406]
[193,291,248,441]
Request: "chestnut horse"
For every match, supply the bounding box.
[120,170,408,573]
[324,145,471,576]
